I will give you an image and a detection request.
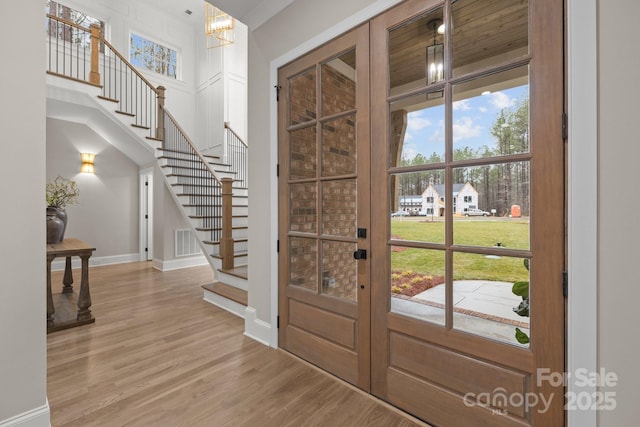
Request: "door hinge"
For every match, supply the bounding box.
[277,164,280,177]
[145,181,149,186]
[145,247,148,252]
[562,112,568,140]
[275,84,282,102]
[277,315,280,328]
[563,271,568,297]
[277,239,280,253]
[145,214,148,219]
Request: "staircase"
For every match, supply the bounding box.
[46,14,248,317]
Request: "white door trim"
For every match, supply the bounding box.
[139,167,154,261]
[567,0,598,426]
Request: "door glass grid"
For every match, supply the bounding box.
[387,0,532,347]
[286,48,360,303]
[289,68,316,125]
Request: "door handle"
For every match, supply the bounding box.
[353,249,367,260]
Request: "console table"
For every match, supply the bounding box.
[46,238,96,333]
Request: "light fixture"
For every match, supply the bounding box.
[426,19,444,85]
[204,3,235,48]
[81,153,95,174]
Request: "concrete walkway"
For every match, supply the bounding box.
[391,280,530,346]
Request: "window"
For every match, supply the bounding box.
[464,195,473,203]
[130,33,178,79]
[426,196,434,203]
[46,0,105,48]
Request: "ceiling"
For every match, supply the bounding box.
[135,0,295,30]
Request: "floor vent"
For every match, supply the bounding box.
[175,229,200,257]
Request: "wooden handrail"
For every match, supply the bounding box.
[100,37,159,96]
[47,14,91,33]
[162,107,222,185]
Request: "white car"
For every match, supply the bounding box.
[391,210,409,217]
[464,208,490,217]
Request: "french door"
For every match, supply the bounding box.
[279,0,565,425]
[278,24,371,389]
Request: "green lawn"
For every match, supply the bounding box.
[391,219,530,282]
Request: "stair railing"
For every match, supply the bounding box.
[46,14,238,270]
[224,123,248,189]
[46,15,162,140]
[163,108,236,269]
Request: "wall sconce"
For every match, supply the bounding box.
[205,3,235,48]
[81,153,95,174]
[426,19,444,85]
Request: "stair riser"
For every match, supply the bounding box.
[158,158,229,170]
[216,270,249,290]
[183,205,248,217]
[207,241,249,255]
[172,184,247,199]
[194,227,248,242]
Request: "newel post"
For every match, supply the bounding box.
[221,178,235,271]
[89,24,101,85]
[156,86,166,142]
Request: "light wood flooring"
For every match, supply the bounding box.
[47,262,428,427]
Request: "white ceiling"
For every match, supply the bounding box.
[134,0,295,30]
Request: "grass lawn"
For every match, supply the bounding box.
[391,218,530,282]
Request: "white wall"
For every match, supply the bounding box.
[196,20,248,155]
[58,0,199,136]
[597,0,640,424]
[0,0,49,425]
[46,118,140,261]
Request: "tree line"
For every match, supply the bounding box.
[397,97,530,216]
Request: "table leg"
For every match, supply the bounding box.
[47,254,55,328]
[77,254,93,321]
[62,256,74,294]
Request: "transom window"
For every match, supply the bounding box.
[130,33,178,79]
[46,0,105,48]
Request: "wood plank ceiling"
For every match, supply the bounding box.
[389,0,528,89]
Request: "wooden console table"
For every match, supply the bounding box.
[46,238,96,333]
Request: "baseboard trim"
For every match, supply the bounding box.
[152,255,208,272]
[244,306,272,347]
[51,253,139,271]
[0,401,50,427]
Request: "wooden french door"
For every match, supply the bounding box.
[370,0,564,425]
[278,24,371,390]
[279,0,564,425]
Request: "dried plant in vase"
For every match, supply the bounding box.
[46,176,79,244]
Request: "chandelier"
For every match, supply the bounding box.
[205,3,235,48]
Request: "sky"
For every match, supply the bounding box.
[402,84,529,161]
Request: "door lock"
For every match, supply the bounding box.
[353,249,367,260]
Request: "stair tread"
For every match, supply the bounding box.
[202,238,248,245]
[157,147,220,159]
[97,95,119,103]
[219,265,248,280]
[131,123,150,130]
[212,251,248,260]
[115,110,135,117]
[202,281,247,306]
[184,204,246,208]
[177,192,247,198]
[160,161,231,168]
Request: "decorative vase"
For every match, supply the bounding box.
[46,212,64,244]
[46,206,67,243]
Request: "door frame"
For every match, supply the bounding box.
[267,2,597,426]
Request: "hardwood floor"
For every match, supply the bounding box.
[47,262,428,427]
